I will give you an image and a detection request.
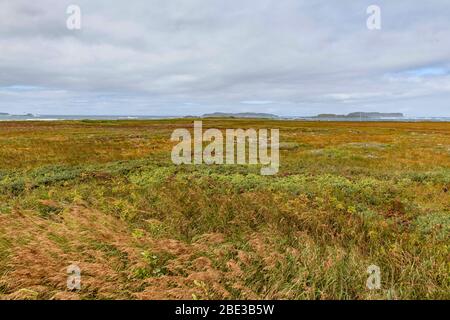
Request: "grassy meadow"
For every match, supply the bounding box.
[0,119,449,300]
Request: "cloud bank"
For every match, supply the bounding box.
[1,0,450,116]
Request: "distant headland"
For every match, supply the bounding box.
[0,112,34,116]
[200,111,405,119]
[202,112,279,119]
[313,112,404,119]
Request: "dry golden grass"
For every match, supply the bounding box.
[0,119,449,300]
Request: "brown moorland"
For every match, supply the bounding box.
[0,119,449,300]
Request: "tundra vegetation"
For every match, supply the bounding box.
[0,119,448,300]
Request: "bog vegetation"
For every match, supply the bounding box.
[0,119,448,300]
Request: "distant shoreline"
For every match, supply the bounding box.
[2,111,450,122]
[1,115,450,122]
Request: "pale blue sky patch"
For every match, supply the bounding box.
[1,85,43,91]
[392,67,448,78]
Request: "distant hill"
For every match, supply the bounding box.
[202,112,279,119]
[315,112,404,119]
[0,112,35,117]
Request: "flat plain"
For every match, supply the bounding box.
[0,119,449,299]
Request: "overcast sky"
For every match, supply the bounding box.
[0,0,449,116]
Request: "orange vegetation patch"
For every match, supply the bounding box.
[0,205,278,300]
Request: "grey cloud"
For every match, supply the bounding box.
[0,0,450,116]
